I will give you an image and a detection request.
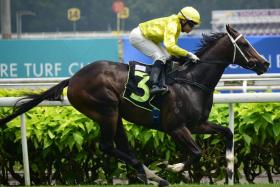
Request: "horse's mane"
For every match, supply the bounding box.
[195,32,226,57]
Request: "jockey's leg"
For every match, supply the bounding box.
[129,26,168,95]
[150,60,167,95]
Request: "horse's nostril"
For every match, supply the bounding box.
[265,61,270,69]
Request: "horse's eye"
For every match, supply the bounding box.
[241,42,250,48]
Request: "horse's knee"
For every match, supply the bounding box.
[100,142,114,155]
[192,149,202,162]
[188,141,202,158]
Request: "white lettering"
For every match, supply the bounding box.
[33,63,43,77]
[68,62,90,75]
[0,63,18,78]
[277,54,280,68]
[45,63,53,77]
[24,63,33,77]
[10,63,18,77]
[24,63,63,77]
[68,62,79,75]
[0,64,8,77]
[267,55,272,64]
[55,63,61,76]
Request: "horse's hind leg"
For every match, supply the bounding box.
[114,117,169,186]
[113,117,146,183]
[167,126,202,173]
[99,114,148,183]
[114,117,137,162]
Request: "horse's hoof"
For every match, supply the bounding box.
[136,173,148,184]
[158,179,169,187]
[167,163,184,173]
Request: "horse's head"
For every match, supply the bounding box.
[225,25,270,75]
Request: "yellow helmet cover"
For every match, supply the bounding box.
[178,6,201,25]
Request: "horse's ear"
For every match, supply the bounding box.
[226,24,238,34]
[226,24,231,32]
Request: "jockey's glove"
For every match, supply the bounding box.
[187,52,200,63]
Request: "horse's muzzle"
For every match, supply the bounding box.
[253,60,270,75]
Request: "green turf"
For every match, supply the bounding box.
[34,184,278,187]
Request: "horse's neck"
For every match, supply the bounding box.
[192,36,232,91]
[187,58,229,92]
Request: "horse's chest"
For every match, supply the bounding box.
[171,93,211,125]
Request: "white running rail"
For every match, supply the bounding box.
[1,93,280,185]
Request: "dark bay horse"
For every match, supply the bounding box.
[0,25,269,185]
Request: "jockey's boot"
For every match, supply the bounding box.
[150,60,167,95]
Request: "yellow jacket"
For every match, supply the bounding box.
[139,15,188,57]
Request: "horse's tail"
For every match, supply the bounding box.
[0,79,70,126]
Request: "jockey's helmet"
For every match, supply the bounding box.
[178,6,201,25]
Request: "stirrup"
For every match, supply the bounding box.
[150,85,168,95]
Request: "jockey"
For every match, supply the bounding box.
[129,6,201,95]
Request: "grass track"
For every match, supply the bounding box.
[36,184,278,187]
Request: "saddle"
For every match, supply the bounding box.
[123,58,192,111]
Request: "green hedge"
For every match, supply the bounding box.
[0,89,279,185]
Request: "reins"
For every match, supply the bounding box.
[196,59,232,65]
[171,77,214,94]
[166,60,215,94]
[166,30,258,94]
[165,32,253,94]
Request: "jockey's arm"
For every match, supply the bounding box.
[163,21,189,57]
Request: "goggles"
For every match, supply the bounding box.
[180,11,198,28]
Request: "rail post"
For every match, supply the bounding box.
[228,103,235,185]
[20,114,30,185]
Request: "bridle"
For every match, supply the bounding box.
[170,30,267,93]
[169,31,261,93]
[226,30,262,69]
[226,32,247,63]
[178,31,261,68]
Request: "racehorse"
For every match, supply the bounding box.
[0,25,269,186]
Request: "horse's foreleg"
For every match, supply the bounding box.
[167,126,202,173]
[191,121,234,181]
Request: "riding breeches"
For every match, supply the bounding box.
[129,27,170,63]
